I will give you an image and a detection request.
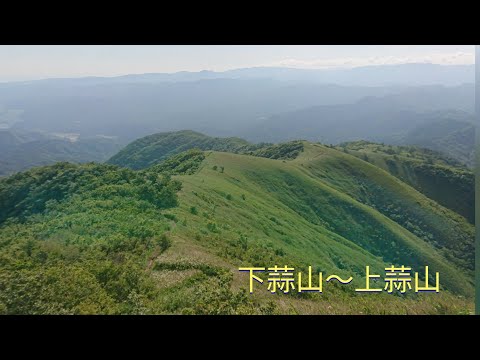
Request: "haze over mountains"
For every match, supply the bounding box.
[0,63,475,176]
[0,129,123,176]
[244,101,475,166]
[4,63,473,86]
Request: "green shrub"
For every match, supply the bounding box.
[207,221,219,233]
[157,234,172,252]
[163,213,177,222]
[150,149,205,175]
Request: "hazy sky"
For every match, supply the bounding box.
[0,45,475,82]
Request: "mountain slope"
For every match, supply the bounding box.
[171,146,473,293]
[0,140,474,314]
[401,118,474,167]
[338,141,474,223]
[109,130,473,223]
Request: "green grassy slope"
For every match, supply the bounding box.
[0,141,474,314]
[168,147,473,296]
[337,141,474,223]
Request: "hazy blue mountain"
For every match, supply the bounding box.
[243,96,473,141]
[3,63,473,86]
[0,65,474,172]
[0,128,54,153]
[242,94,474,166]
[0,77,474,142]
[0,129,124,176]
[401,118,474,167]
[221,64,474,86]
[0,79,404,140]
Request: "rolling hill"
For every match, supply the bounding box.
[109,131,473,222]
[107,130,306,170]
[0,133,474,314]
[337,141,474,223]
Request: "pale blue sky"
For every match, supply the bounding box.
[0,45,474,82]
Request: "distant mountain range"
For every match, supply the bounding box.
[242,100,474,167]
[0,78,404,139]
[4,63,474,86]
[0,64,474,174]
[0,129,124,176]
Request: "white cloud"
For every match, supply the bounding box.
[264,52,475,69]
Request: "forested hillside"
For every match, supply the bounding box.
[338,141,474,223]
[0,134,473,314]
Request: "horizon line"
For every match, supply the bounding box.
[0,62,474,84]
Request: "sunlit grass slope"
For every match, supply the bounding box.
[166,145,473,301]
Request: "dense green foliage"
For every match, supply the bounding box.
[107,130,259,170]
[0,162,185,313]
[338,141,474,223]
[107,130,306,170]
[248,141,304,160]
[0,162,179,224]
[150,149,206,175]
[0,138,474,314]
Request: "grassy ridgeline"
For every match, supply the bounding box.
[0,141,474,314]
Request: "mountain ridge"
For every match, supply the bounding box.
[1,63,474,86]
[108,130,474,223]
